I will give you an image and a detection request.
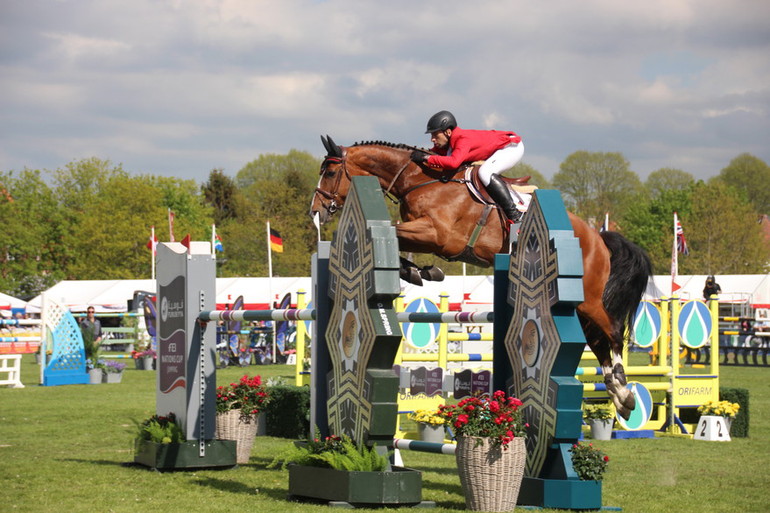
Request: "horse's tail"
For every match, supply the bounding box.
[600,231,653,335]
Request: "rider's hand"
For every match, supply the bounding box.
[410,150,429,164]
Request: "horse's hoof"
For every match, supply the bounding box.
[617,405,631,421]
[419,265,445,282]
[400,266,423,286]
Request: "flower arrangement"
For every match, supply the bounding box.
[583,403,614,421]
[131,349,156,359]
[135,413,185,444]
[216,374,270,420]
[408,409,445,426]
[268,431,389,472]
[437,390,527,449]
[697,400,740,418]
[103,360,127,374]
[570,442,609,481]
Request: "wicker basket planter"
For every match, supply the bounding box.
[215,409,259,464]
[455,435,526,512]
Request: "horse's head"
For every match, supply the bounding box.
[310,135,351,224]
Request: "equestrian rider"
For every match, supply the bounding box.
[411,110,525,223]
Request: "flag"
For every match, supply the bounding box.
[146,226,158,255]
[676,216,689,256]
[214,234,224,252]
[168,209,176,242]
[270,228,283,253]
[180,234,191,253]
[671,212,688,294]
[599,212,609,233]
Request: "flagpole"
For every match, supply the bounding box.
[150,226,156,280]
[266,220,276,364]
[211,224,216,257]
[671,212,677,295]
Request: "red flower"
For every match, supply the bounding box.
[604,456,610,462]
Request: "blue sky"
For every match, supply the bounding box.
[1,0,768,183]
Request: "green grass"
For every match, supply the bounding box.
[1,355,767,512]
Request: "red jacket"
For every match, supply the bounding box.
[426,127,521,170]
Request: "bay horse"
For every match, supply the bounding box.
[309,136,651,419]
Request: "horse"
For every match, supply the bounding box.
[309,136,652,419]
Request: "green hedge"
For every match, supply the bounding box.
[720,387,749,438]
[264,385,310,439]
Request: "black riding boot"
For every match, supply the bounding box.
[485,174,522,223]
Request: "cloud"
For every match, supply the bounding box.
[0,0,768,182]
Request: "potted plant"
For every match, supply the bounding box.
[215,374,270,464]
[437,390,528,512]
[131,348,156,370]
[569,442,609,481]
[407,410,446,443]
[583,403,614,440]
[695,400,740,441]
[133,412,237,470]
[102,360,127,383]
[269,431,424,507]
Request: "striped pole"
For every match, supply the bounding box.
[393,438,456,455]
[198,308,315,323]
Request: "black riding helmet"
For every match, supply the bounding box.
[425,110,457,133]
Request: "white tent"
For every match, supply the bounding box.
[26,273,770,315]
[0,292,30,317]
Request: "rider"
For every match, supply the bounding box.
[411,110,525,223]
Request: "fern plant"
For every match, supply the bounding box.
[268,430,389,472]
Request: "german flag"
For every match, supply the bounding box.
[270,228,283,253]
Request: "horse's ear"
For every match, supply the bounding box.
[326,135,343,158]
[320,135,332,155]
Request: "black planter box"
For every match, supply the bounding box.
[288,464,431,508]
[134,439,237,471]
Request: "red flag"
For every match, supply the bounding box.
[146,232,158,255]
[168,209,176,242]
[181,234,191,253]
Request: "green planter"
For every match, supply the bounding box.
[518,477,602,510]
[134,439,237,471]
[288,464,429,507]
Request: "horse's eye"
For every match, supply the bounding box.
[325,170,336,178]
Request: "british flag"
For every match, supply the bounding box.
[676,217,689,255]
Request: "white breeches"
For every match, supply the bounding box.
[478,142,525,186]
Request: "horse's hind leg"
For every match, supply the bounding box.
[580,306,636,420]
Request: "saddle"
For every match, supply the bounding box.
[462,163,538,205]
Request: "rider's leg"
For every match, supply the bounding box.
[479,143,525,222]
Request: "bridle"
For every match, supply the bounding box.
[313,147,460,218]
[313,156,348,216]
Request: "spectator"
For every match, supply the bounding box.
[703,275,722,301]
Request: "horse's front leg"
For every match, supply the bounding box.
[395,217,442,255]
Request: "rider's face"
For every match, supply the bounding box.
[430,129,450,149]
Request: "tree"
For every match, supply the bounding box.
[715,153,770,214]
[682,181,768,274]
[552,151,643,224]
[504,162,550,189]
[201,169,241,225]
[645,168,694,199]
[0,169,64,297]
[621,188,692,273]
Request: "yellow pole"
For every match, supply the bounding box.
[294,290,307,386]
[438,293,449,371]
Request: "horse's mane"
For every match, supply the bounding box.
[352,140,429,153]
